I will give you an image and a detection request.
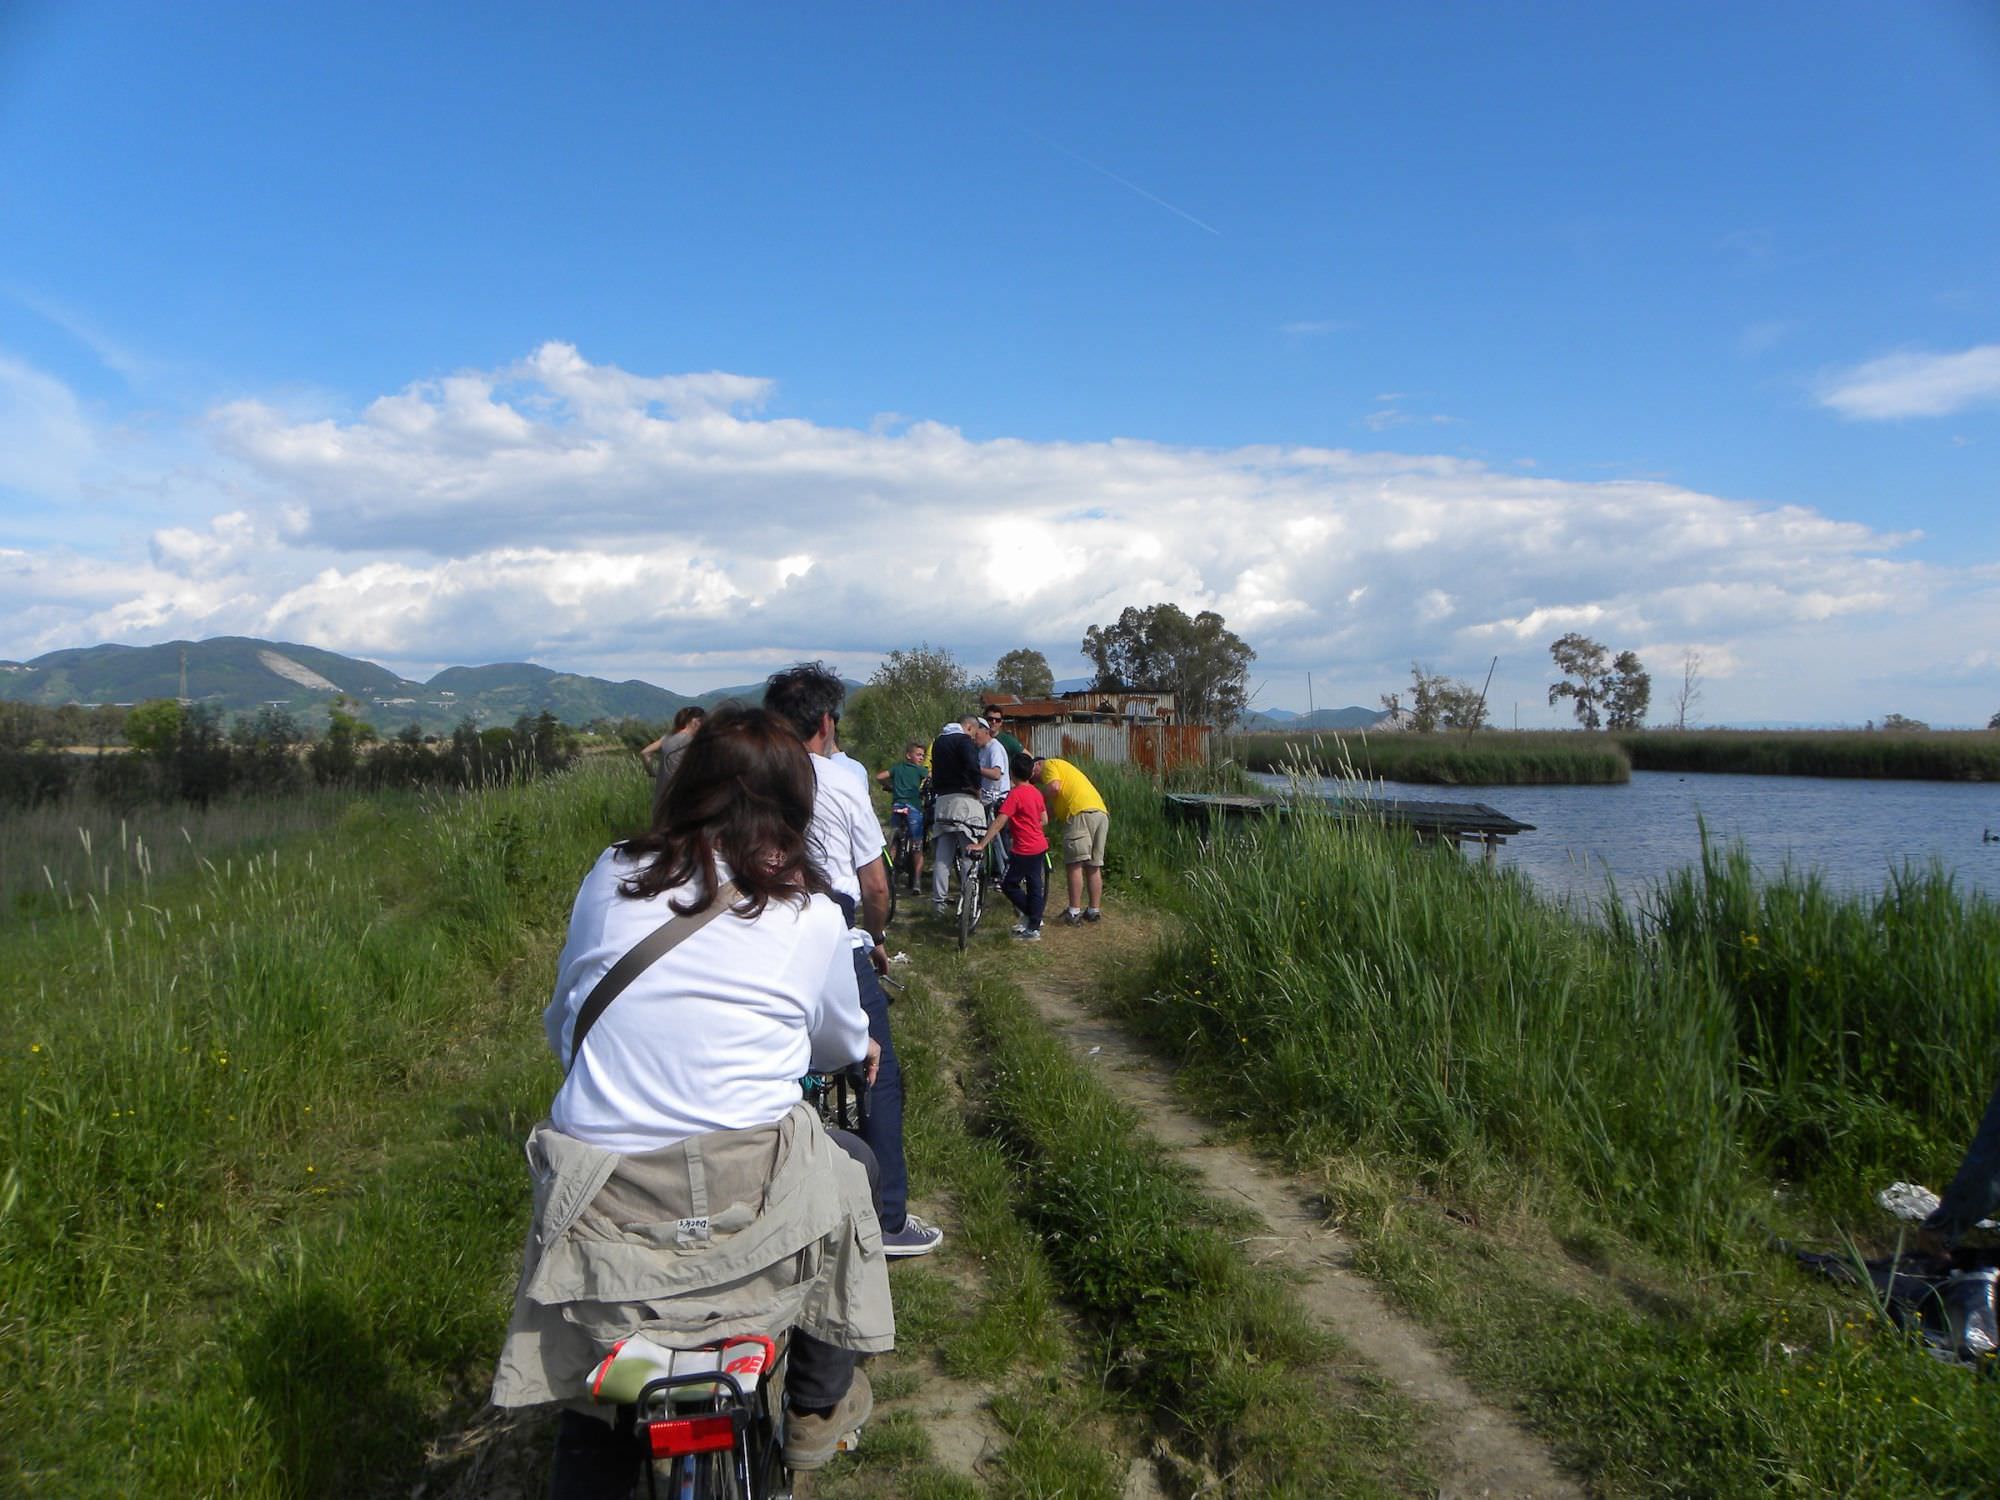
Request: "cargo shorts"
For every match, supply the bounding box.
[1062,808,1109,867]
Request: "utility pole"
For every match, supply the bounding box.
[178,647,189,704]
[1307,672,1315,721]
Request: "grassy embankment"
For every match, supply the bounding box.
[1618,728,2000,781]
[1098,767,2000,1495]
[0,763,652,1494]
[0,786,362,928]
[1229,727,2000,785]
[1225,730,1631,785]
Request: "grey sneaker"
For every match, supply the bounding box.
[1016,927,1042,942]
[1062,909,1084,926]
[882,1212,944,1258]
[784,1367,872,1470]
[1011,921,1030,935]
[1083,908,1102,923]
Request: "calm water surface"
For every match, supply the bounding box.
[1253,770,2000,909]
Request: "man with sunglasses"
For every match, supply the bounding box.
[982,706,1025,762]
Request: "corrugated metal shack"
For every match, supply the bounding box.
[983,689,1211,773]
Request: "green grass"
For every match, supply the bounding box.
[1091,768,2000,1495]
[1619,729,2000,781]
[0,784,363,928]
[810,946,1155,1500]
[956,967,1428,1497]
[0,757,647,1495]
[1225,730,1631,784]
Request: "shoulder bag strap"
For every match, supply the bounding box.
[564,879,741,1075]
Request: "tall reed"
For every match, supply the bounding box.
[1105,771,2000,1249]
[1226,730,1631,785]
[1620,729,2000,781]
[0,756,650,1494]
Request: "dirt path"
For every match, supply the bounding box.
[1018,975,1584,1500]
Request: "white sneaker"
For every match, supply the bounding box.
[1011,922,1030,935]
[1015,927,1042,942]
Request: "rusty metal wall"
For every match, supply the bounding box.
[1021,719,1211,772]
[1128,722,1210,773]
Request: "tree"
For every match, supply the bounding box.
[991,647,1055,699]
[125,698,184,754]
[1989,710,2000,731]
[1548,635,1648,730]
[1605,651,1651,730]
[1080,603,1255,727]
[1671,648,1704,731]
[842,644,972,771]
[1399,663,1489,732]
[1879,713,1930,732]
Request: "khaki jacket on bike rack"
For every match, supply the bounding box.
[489,1103,893,1414]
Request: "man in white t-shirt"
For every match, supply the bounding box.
[969,714,1010,813]
[765,663,943,1258]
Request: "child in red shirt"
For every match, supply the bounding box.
[969,751,1049,940]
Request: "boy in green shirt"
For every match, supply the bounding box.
[876,741,929,891]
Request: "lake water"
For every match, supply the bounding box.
[1253,770,2000,909]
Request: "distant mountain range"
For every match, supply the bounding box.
[0,637,807,733]
[1239,705,1386,731]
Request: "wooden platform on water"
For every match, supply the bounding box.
[1163,791,1535,857]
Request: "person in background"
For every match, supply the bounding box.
[1922,1076,2000,1251]
[764,663,943,1258]
[926,717,986,916]
[640,705,706,800]
[1034,754,1110,925]
[983,706,1025,762]
[969,714,1010,816]
[875,740,928,892]
[968,750,1049,941]
[490,706,887,1488]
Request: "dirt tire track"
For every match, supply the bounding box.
[1019,977,1584,1500]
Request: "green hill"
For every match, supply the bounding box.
[0,637,856,734]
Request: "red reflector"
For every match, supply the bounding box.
[646,1414,737,1457]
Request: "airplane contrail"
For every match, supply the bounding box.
[1019,126,1221,236]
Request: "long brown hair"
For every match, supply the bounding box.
[617,705,830,916]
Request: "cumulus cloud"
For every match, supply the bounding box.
[1818,344,2000,420]
[7,342,1999,720]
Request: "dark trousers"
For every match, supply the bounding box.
[1001,849,1047,929]
[546,1131,880,1498]
[1930,1077,2000,1242]
[852,949,909,1233]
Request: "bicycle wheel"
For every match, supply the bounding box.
[957,857,983,951]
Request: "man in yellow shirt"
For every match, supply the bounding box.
[1033,756,1110,924]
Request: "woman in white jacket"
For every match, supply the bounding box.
[501,706,887,1494]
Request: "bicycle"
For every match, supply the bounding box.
[951,836,989,952]
[802,1062,871,1134]
[590,1328,859,1500]
[888,808,921,894]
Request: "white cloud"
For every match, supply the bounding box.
[6,343,1999,721]
[1279,319,1349,336]
[1818,344,2000,420]
[0,352,95,494]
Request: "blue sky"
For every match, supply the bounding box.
[2,1,1997,723]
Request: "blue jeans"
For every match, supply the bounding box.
[1001,849,1046,929]
[852,948,909,1234]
